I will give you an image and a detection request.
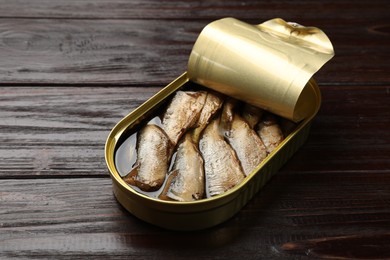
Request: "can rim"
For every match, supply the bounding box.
[104,72,321,209]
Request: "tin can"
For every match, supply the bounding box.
[188,17,334,122]
[105,18,334,230]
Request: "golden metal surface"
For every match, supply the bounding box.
[188,18,334,122]
[105,17,334,230]
[105,73,321,230]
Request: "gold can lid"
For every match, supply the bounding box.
[188,18,334,122]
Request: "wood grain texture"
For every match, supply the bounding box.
[1,0,389,258]
[283,85,390,173]
[0,19,194,85]
[1,85,388,177]
[281,234,390,259]
[0,0,388,20]
[1,175,389,259]
[0,17,389,85]
[0,86,159,176]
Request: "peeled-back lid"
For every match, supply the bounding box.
[188,18,334,122]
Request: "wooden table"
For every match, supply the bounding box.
[1,1,389,259]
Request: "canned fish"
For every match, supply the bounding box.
[105,17,334,230]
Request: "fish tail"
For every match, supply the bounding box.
[123,165,139,186]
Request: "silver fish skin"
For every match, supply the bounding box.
[257,114,284,154]
[226,113,267,176]
[162,91,207,145]
[222,101,267,176]
[124,124,172,191]
[199,118,245,197]
[195,92,224,128]
[191,92,224,143]
[220,98,235,131]
[165,133,205,202]
[242,103,264,129]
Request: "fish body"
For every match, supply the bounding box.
[257,114,284,154]
[162,91,207,145]
[222,101,267,176]
[191,92,224,143]
[242,104,264,129]
[164,133,205,201]
[195,92,224,128]
[123,124,172,191]
[199,118,245,197]
[226,114,267,176]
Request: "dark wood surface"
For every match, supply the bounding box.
[1,1,389,259]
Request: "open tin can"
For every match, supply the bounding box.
[105,18,334,230]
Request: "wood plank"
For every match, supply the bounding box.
[0,86,159,176]
[0,85,388,177]
[1,176,389,259]
[281,85,390,173]
[0,19,193,85]
[1,1,388,259]
[0,19,389,85]
[0,0,388,20]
